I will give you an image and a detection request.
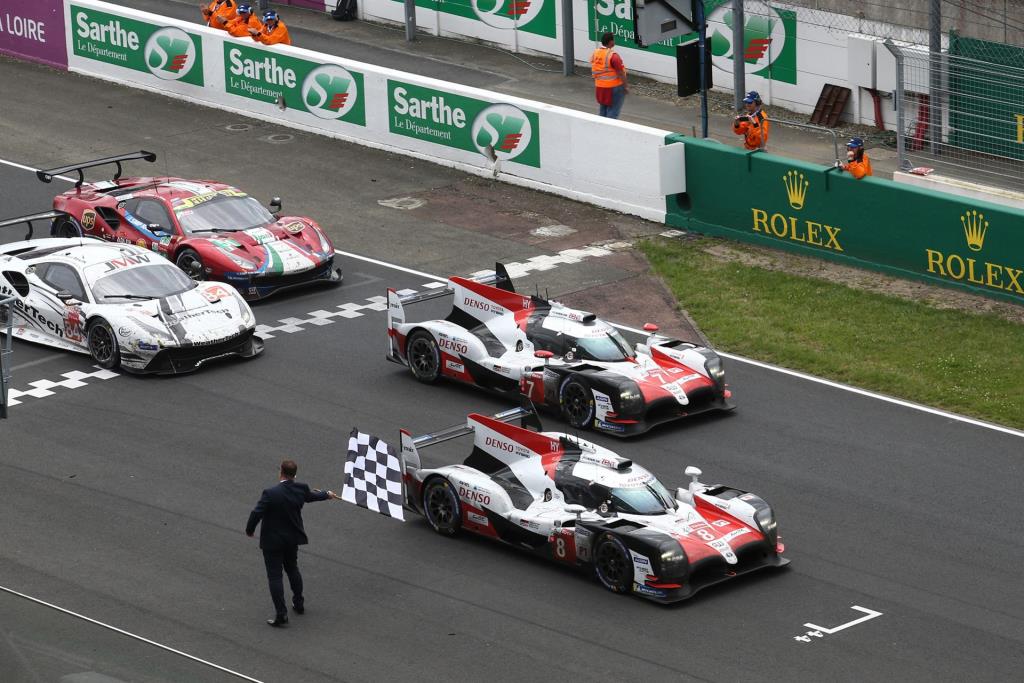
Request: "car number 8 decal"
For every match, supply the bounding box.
[697,528,715,541]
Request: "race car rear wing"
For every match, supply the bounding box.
[399,402,542,479]
[36,150,157,187]
[388,261,513,312]
[0,210,84,240]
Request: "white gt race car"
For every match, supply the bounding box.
[0,219,262,374]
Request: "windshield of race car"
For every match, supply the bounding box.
[91,264,195,300]
[603,479,676,515]
[572,329,634,362]
[175,196,275,234]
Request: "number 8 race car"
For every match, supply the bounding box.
[400,407,788,602]
[386,264,734,437]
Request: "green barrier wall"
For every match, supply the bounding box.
[664,135,1024,304]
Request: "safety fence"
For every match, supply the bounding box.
[664,134,1024,305]
[887,34,1024,192]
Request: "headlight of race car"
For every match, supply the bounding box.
[619,386,643,414]
[315,227,332,255]
[659,547,688,578]
[240,304,254,326]
[754,506,778,548]
[705,356,726,385]
[226,252,256,271]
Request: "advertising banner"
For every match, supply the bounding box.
[68,3,204,86]
[666,135,1024,304]
[0,0,67,69]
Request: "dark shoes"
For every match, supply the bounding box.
[292,604,305,615]
[266,614,289,627]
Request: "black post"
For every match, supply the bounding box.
[405,0,416,42]
[696,0,708,137]
[732,0,745,112]
[561,0,574,77]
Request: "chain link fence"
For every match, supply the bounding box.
[1,294,13,419]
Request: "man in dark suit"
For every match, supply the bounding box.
[246,459,339,627]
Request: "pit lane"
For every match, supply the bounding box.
[1,56,1023,682]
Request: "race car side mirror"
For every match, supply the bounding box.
[535,350,553,363]
[685,466,703,495]
[269,197,282,213]
[564,504,586,520]
[643,323,659,332]
[56,290,76,304]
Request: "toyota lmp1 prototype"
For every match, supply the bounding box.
[39,151,342,300]
[386,264,734,436]
[401,407,788,602]
[0,218,263,374]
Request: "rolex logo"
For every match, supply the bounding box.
[961,209,988,251]
[782,170,809,210]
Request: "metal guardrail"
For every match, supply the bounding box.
[770,118,843,166]
[0,294,13,419]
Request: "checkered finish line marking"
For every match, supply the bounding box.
[4,366,119,407]
[467,242,630,280]
[255,295,388,340]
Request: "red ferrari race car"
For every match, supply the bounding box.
[39,151,342,300]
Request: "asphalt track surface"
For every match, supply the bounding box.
[1,58,1023,683]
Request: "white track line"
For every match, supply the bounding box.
[2,156,1018,438]
[0,584,264,683]
[0,158,75,183]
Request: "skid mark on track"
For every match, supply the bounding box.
[5,367,118,407]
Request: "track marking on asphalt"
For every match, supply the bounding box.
[0,584,264,682]
[5,366,118,407]
[2,156,1020,438]
[255,295,388,339]
[793,605,883,643]
[0,158,75,183]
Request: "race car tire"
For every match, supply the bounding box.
[407,330,441,383]
[593,534,632,594]
[422,478,461,536]
[559,377,595,429]
[52,217,81,238]
[175,249,206,281]
[87,318,121,370]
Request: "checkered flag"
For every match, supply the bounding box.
[342,429,405,521]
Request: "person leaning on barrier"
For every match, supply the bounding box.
[838,137,873,179]
[201,0,237,30]
[250,10,292,46]
[225,4,261,38]
[733,90,769,151]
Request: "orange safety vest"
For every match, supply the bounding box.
[226,14,261,38]
[204,0,237,30]
[590,47,623,88]
[845,154,873,179]
[734,110,769,150]
[254,20,291,46]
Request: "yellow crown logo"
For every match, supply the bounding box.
[782,171,809,210]
[961,209,988,251]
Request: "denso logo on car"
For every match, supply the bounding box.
[458,486,491,506]
[438,337,468,354]
[484,436,514,453]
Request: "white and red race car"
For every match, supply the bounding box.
[401,407,788,602]
[387,264,734,436]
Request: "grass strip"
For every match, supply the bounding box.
[641,237,1024,430]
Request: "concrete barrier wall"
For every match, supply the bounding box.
[666,135,1024,304]
[894,172,1024,212]
[63,0,674,222]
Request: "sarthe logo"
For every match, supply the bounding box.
[145,27,196,80]
[472,104,533,162]
[472,0,544,29]
[961,209,989,251]
[302,64,359,120]
[708,0,797,85]
[782,170,808,210]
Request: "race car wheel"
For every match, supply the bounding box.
[53,218,81,238]
[87,319,121,370]
[407,330,441,383]
[176,249,206,281]
[423,478,461,536]
[593,534,632,594]
[559,377,595,429]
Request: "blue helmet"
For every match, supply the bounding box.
[847,137,864,149]
[237,3,252,13]
[742,90,761,104]
[263,10,279,22]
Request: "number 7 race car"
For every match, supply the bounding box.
[0,213,263,374]
[386,264,734,437]
[400,407,788,602]
[39,151,342,300]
